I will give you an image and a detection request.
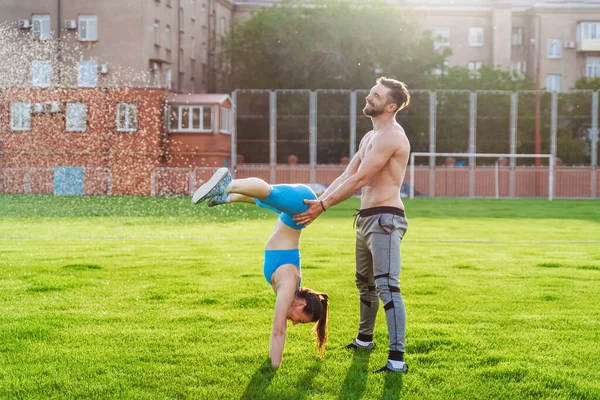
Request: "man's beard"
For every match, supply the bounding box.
[363,102,385,117]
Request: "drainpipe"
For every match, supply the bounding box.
[177,0,181,92]
[57,0,61,85]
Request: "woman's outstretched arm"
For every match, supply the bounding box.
[269,283,296,367]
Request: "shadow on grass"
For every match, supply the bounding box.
[292,359,323,399]
[241,358,277,400]
[381,369,404,400]
[337,349,372,400]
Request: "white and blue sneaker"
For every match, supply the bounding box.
[207,194,229,207]
[192,167,232,204]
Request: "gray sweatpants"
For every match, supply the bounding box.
[355,211,408,352]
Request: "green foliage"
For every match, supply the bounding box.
[426,66,535,91]
[223,0,445,89]
[574,77,600,90]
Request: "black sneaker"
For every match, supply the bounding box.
[345,340,375,350]
[373,362,408,374]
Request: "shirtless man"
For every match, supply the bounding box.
[294,77,411,373]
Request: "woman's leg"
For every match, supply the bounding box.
[228,193,255,204]
[228,178,271,200]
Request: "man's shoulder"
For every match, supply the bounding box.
[376,125,407,146]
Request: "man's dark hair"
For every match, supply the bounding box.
[377,77,410,114]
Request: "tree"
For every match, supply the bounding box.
[222,0,445,90]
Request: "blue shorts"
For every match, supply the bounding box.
[254,184,317,230]
[264,249,301,289]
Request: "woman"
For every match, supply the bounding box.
[192,168,329,368]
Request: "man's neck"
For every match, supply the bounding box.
[371,114,396,131]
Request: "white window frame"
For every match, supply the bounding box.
[220,108,231,134]
[586,57,600,78]
[191,37,196,60]
[468,61,482,78]
[547,38,562,59]
[169,105,213,132]
[469,27,484,47]
[165,25,171,49]
[546,74,562,93]
[202,42,207,64]
[220,17,226,37]
[116,103,138,132]
[10,102,31,131]
[511,61,526,77]
[434,27,450,50]
[66,103,87,132]
[512,28,523,46]
[166,69,172,89]
[179,49,184,73]
[191,0,196,20]
[32,61,52,87]
[78,60,98,88]
[578,22,600,41]
[179,7,184,31]
[32,14,51,40]
[78,15,98,41]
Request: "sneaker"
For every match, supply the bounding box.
[192,168,232,204]
[345,340,375,350]
[373,362,408,374]
[208,194,228,207]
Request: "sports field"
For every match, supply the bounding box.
[0,195,599,399]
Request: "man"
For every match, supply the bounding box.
[293,77,411,373]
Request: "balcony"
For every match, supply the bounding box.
[577,39,600,52]
[576,22,600,51]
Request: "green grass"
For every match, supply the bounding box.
[0,195,599,399]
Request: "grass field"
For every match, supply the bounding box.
[0,195,599,399]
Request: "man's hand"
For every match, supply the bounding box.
[293,199,324,226]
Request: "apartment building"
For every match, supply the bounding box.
[232,0,600,92]
[1,0,233,93]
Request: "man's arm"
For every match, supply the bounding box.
[318,150,362,200]
[269,284,295,368]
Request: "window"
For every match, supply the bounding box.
[220,17,226,37]
[191,0,196,19]
[511,61,526,76]
[586,57,600,78]
[10,102,31,131]
[547,39,562,58]
[469,27,484,47]
[546,74,562,92]
[578,22,600,40]
[154,20,160,46]
[202,42,207,64]
[220,108,231,134]
[179,7,184,31]
[165,25,171,49]
[434,27,450,49]
[166,69,172,89]
[512,28,523,46]
[170,105,213,131]
[78,60,98,87]
[191,37,196,59]
[468,61,482,78]
[151,62,161,87]
[32,14,51,40]
[433,60,449,77]
[78,15,98,41]
[32,61,51,87]
[117,103,138,132]
[179,49,183,73]
[201,4,206,25]
[66,103,87,132]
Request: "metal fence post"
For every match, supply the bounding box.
[231,90,238,179]
[510,92,518,198]
[269,90,277,184]
[309,91,317,184]
[550,92,558,200]
[429,90,436,197]
[350,91,357,158]
[469,91,477,198]
[592,91,598,199]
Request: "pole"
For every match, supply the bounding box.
[350,91,357,158]
[429,91,436,197]
[269,91,277,184]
